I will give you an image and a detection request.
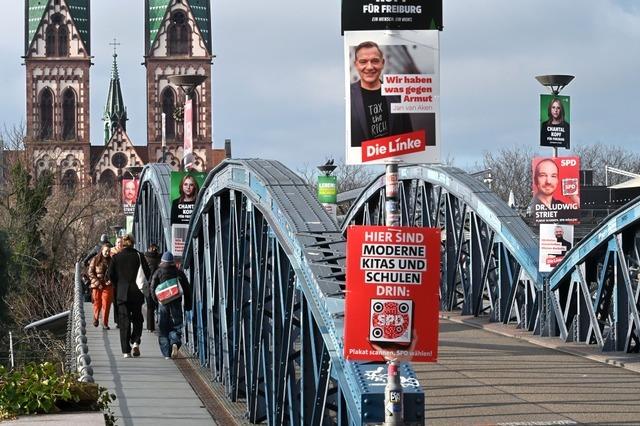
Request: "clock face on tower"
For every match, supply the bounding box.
[111,152,128,169]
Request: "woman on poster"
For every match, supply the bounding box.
[170,174,200,224]
[540,98,570,147]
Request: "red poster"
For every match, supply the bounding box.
[361,130,426,162]
[183,99,194,170]
[122,178,139,216]
[344,225,440,362]
[530,156,580,224]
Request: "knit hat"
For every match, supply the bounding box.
[161,251,174,264]
[100,234,109,244]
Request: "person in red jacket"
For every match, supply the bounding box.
[87,244,113,329]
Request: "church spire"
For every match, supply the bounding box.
[103,39,128,144]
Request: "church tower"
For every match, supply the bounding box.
[144,0,220,171]
[103,48,128,144]
[24,0,91,187]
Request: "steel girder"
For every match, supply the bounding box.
[135,161,424,425]
[342,164,541,329]
[549,197,640,352]
[134,163,174,253]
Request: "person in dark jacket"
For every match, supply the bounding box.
[82,234,112,267]
[107,234,150,358]
[150,251,192,359]
[143,243,162,332]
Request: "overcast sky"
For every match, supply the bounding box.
[1,0,640,170]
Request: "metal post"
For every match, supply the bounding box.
[9,331,14,369]
[384,161,404,425]
[385,162,400,227]
[384,360,403,424]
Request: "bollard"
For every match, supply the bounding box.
[384,361,403,425]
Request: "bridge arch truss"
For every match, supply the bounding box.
[134,160,424,425]
[342,164,543,330]
[549,198,640,352]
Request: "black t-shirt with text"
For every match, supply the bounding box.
[361,87,389,139]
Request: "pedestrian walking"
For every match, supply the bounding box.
[110,236,124,327]
[82,234,112,266]
[107,234,150,358]
[81,234,112,302]
[143,243,162,332]
[87,243,113,329]
[150,251,192,359]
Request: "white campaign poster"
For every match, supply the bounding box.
[539,224,574,272]
[345,30,440,165]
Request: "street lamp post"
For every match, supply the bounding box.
[167,74,208,171]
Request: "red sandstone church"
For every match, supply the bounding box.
[22,0,224,188]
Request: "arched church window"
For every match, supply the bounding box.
[39,88,54,140]
[57,25,68,56]
[45,14,68,57]
[98,169,116,189]
[46,26,56,56]
[168,11,191,56]
[162,87,176,140]
[62,89,76,140]
[61,169,78,192]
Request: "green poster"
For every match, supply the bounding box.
[170,171,207,224]
[540,94,571,149]
[317,175,338,204]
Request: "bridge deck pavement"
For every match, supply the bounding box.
[83,302,216,426]
[415,314,640,425]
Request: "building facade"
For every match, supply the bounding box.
[144,0,220,171]
[22,0,224,188]
[24,0,92,186]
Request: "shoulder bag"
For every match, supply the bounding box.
[155,277,183,305]
[135,252,148,292]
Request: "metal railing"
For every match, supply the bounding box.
[66,261,94,382]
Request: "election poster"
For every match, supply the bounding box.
[122,178,139,216]
[530,156,580,224]
[540,94,571,149]
[170,171,206,256]
[539,224,574,273]
[183,98,194,170]
[317,175,338,221]
[342,0,442,33]
[344,225,440,362]
[345,30,440,165]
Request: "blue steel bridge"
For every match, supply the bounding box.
[65,159,640,425]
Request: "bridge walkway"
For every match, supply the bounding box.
[420,316,640,425]
[82,302,218,426]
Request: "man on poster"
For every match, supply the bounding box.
[538,224,574,272]
[529,158,580,223]
[350,41,413,148]
[553,225,572,253]
[122,179,138,216]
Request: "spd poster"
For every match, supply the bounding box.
[122,178,139,216]
[530,156,580,224]
[344,225,440,362]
